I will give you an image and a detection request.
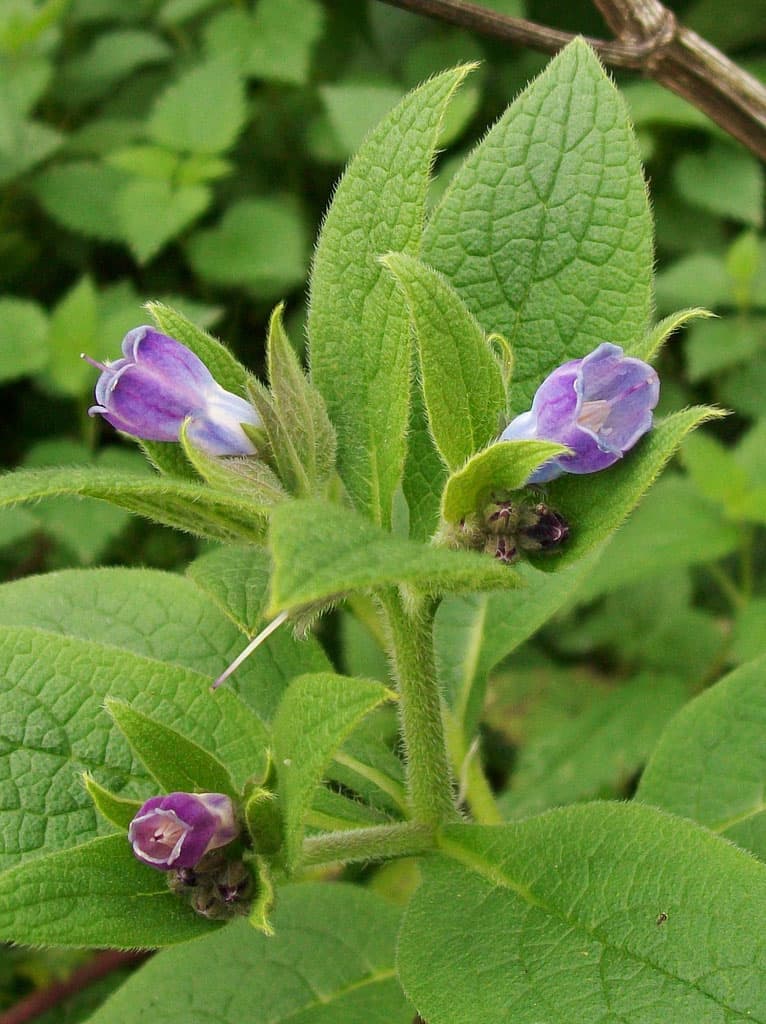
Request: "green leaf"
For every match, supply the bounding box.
[687,316,766,381]
[85,884,412,1021]
[309,65,474,528]
[0,566,327,724]
[0,836,220,948]
[248,304,336,497]
[117,179,211,263]
[180,420,288,506]
[39,274,98,397]
[499,673,690,819]
[33,161,129,242]
[423,40,653,413]
[105,144,179,180]
[319,81,407,158]
[538,407,724,571]
[674,141,763,228]
[0,119,62,185]
[186,197,309,298]
[654,252,732,314]
[148,58,246,155]
[105,699,242,798]
[0,296,48,381]
[638,656,766,859]
[64,29,171,96]
[382,252,506,471]
[435,553,599,738]
[0,466,268,542]
[403,384,448,541]
[186,544,271,634]
[246,0,324,84]
[398,804,766,1023]
[268,499,521,615]
[440,440,567,525]
[83,773,141,830]
[575,474,740,602]
[637,306,713,363]
[731,598,766,664]
[272,672,393,869]
[0,624,265,872]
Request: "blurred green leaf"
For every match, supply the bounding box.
[117,179,210,263]
[33,161,129,240]
[674,141,763,227]
[319,81,406,158]
[685,317,764,381]
[39,275,97,397]
[148,58,246,155]
[0,296,48,381]
[186,198,308,297]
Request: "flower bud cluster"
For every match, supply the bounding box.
[444,489,570,565]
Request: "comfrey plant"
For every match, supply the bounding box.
[2,41,760,1024]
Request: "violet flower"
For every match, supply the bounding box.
[128,792,239,871]
[85,327,260,456]
[500,343,659,483]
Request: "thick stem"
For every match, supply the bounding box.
[301,822,434,866]
[381,589,458,826]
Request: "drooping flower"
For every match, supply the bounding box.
[128,792,239,871]
[500,343,659,483]
[85,327,260,456]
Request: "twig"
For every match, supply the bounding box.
[0,951,150,1024]
[375,0,766,161]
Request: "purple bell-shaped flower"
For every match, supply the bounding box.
[85,327,260,456]
[128,792,239,871]
[500,343,659,483]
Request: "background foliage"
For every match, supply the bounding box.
[1,0,765,1016]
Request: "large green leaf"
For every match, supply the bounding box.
[268,499,521,615]
[0,566,329,723]
[435,553,600,738]
[147,58,246,155]
[0,836,219,949]
[398,804,766,1023]
[423,39,653,413]
[272,673,393,869]
[638,657,766,859]
[0,625,266,872]
[86,883,412,1022]
[0,466,267,542]
[382,252,506,471]
[309,65,472,528]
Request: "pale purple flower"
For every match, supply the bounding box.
[500,343,659,483]
[128,792,239,871]
[85,327,260,455]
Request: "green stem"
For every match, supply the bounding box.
[380,588,458,826]
[301,822,434,866]
[445,709,502,825]
[707,562,745,611]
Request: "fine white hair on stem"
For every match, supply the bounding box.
[211,610,289,691]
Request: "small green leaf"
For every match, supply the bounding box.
[399,804,766,1023]
[268,499,521,615]
[309,65,474,528]
[246,0,324,85]
[180,420,288,506]
[105,144,179,180]
[148,58,246,155]
[244,789,283,856]
[0,836,219,948]
[423,40,653,413]
[33,161,129,242]
[186,197,309,298]
[84,884,411,1022]
[636,307,713,362]
[0,466,268,543]
[441,440,567,524]
[540,407,724,570]
[105,699,245,799]
[403,384,449,541]
[686,317,765,382]
[638,656,766,859]
[83,773,142,831]
[185,544,272,634]
[674,140,763,227]
[40,275,98,397]
[0,297,48,382]
[272,672,393,869]
[382,252,507,471]
[117,179,210,263]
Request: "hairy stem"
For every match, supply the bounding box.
[380,589,458,826]
[301,822,435,866]
[375,0,766,162]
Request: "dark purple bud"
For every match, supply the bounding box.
[518,504,570,552]
[128,792,239,871]
[500,343,659,482]
[85,327,260,456]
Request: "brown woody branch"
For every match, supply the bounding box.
[376,0,766,162]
